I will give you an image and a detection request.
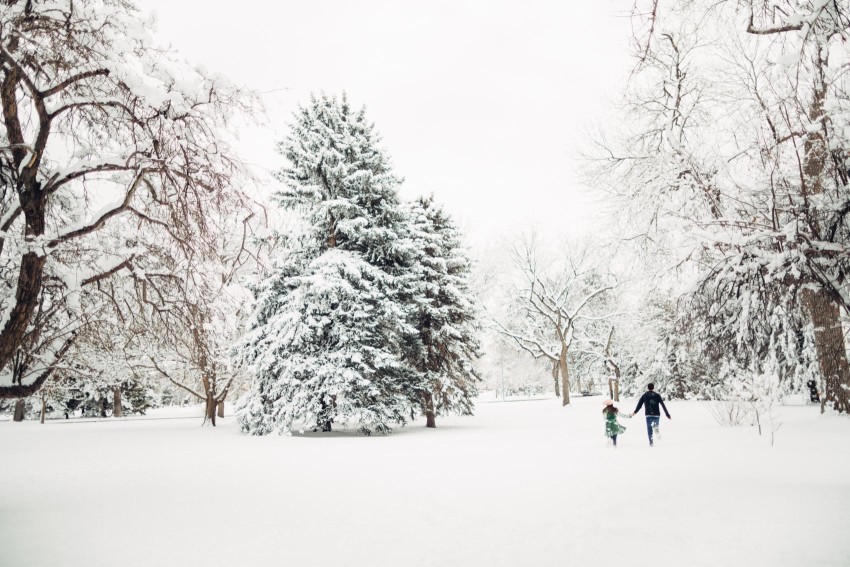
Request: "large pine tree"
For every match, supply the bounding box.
[235,93,418,435]
[404,196,481,427]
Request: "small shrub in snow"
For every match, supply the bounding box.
[707,400,751,426]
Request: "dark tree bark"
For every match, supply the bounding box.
[801,73,850,414]
[0,335,76,399]
[205,395,217,427]
[12,398,24,421]
[608,378,621,401]
[423,392,436,428]
[806,288,850,413]
[603,328,620,401]
[0,63,53,398]
[217,399,225,418]
[316,396,334,432]
[113,389,123,418]
[559,347,571,406]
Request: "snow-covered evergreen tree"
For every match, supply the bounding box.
[404,196,481,427]
[277,92,411,268]
[236,93,418,435]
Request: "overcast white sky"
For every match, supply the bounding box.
[138,0,635,243]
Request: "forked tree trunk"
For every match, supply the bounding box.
[113,389,123,418]
[0,72,62,400]
[13,398,24,421]
[805,288,850,414]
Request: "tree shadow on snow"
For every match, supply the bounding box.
[288,422,483,439]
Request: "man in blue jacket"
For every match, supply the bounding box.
[631,383,671,446]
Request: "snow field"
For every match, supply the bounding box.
[1,395,848,567]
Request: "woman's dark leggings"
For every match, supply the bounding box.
[611,434,618,446]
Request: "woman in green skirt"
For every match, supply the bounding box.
[603,399,631,447]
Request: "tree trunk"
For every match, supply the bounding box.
[205,396,217,427]
[13,398,24,421]
[673,376,686,399]
[217,399,225,418]
[318,396,333,431]
[0,254,49,399]
[423,392,436,428]
[551,360,560,398]
[559,350,570,406]
[113,389,123,418]
[40,392,46,424]
[604,328,619,401]
[800,70,850,414]
[425,411,436,428]
[804,288,850,414]
[0,68,51,399]
[610,364,621,402]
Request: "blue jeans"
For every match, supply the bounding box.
[646,416,660,446]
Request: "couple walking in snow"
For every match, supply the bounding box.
[603,383,671,447]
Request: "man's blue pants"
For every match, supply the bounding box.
[646,416,660,446]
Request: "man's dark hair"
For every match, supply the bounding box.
[647,383,655,391]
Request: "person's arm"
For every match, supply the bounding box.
[660,398,671,419]
[633,393,646,416]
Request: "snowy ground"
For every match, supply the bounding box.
[1,395,849,567]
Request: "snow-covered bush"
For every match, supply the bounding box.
[706,400,751,427]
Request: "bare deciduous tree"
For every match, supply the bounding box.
[496,234,615,405]
[594,0,850,412]
[0,0,259,398]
